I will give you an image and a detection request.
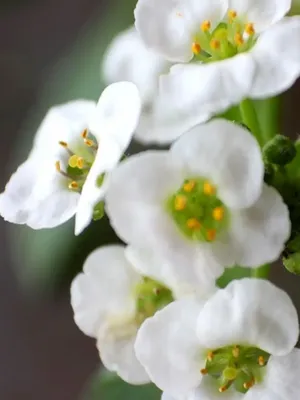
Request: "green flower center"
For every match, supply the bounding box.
[166,178,229,242]
[201,345,270,394]
[190,10,257,62]
[134,277,174,326]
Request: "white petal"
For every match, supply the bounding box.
[244,349,300,400]
[249,16,300,98]
[97,326,150,384]
[89,81,141,148]
[228,0,291,31]
[196,279,299,355]
[160,55,255,122]
[135,300,205,397]
[192,377,243,400]
[226,184,291,267]
[102,26,170,104]
[171,119,264,209]
[70,245,141,337]
[134,0,227,62]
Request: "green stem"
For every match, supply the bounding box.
[239,99,264,147]
[254,96,281,144]
[251,264,271,279]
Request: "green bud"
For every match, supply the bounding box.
[263,135,296,166]
[283,252,300,275]
[264,163,275,185]
[93,201,105,221]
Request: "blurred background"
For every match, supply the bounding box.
[1,0,300,398]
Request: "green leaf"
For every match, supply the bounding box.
[82,370,161,400]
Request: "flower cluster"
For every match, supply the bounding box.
[2,0,300,398]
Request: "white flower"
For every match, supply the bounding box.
[135,278,299,398]
[135,0,300,119]
[0,82,141,234]
[102,26,210,144]
[71,244,196,384]
[106,119,290,289]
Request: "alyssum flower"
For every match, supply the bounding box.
[70,244,212,384]
[135,278,300,399]
[0,82,141,234]
[106,119,290,289]
[135,0,300,120]
[102,26,210,144]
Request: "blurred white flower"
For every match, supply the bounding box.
[106,119,290,289]
[135,0,300,120]
[135,278,299,398]
[0,82,141,234]
[102,26,210,144]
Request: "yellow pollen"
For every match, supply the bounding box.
[219,385,228,393]
[210,39,220,50]
[68,154,79,168]
[228,9,237,21]
[187,218,201,230]
[200,368,208,375]
[203,181,215,195]
[245,22,255,35]
[76,157,84,169]
[84,138,95,147]
[207,229,216,242]
[201,20,211,32]
[232,346,240,358]
[207,351,214,362]
[59,141,68,148]
[213,207,224,221]
[258,356,265,366]
[55,161,61,172]
[183,180,196,193]
[192,42,201,55]
[81,129,88,139]
[69,181,78,190]
[174,195,187,211]
[234,32,244,46]
[243,379,255,390]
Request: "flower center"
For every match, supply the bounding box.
[201,345,270,394]
[167,178,229,242]
[134,277,174,326]
[191,10,257,62]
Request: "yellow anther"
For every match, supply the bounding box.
[232,346,240,358]
[81,129,88,139]
[200,368,208,375]
[201,20,211,32]
[207,351,214,362]
[243,379,255,390]
[210,39,220,50]
[213,206,224,221]
[203,181,215,195]
[68,154,79,168]
[228,9,237,21]
[69,181,79,190]
[174,195,187,211]
[183,180,196,193]
[84,138,95,147]
[219,385,228,393]
[207,229,216,242]
[192,42,201,55]
[187,218,201,230]
[55,161,61,172]
[258,356,265,366]
[245,22,255,36]
[234,32,244,46]
[59,141,68,148]
[76,157,84,169]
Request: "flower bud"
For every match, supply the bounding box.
[283,252,300,275]
[263,135,296,166]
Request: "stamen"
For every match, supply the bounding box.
[183,180,196,193]
[200,368,208,375]
[187,218,201,230]
[228,10,237,21]
[245,22,255,36]
[81,129,88,139]
[192,42,201,55]
[174,195,187,211]
[206,229,216,241]
[232,346,240,358]
[219,385,228,393]
[243,379,255,390]
[234,33,244,46]
[213,207,224,221]
[55,161,61,172]
[76,157,84,169]
[201,20,211,32]
[207,351,214,362]
[69,181,79,190]
[258,356,265,366]
[210,39,220,50]
[84,138,95,147]
[203,181,215,195]
[59,141,68,148]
